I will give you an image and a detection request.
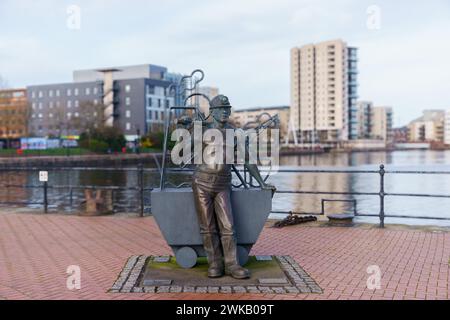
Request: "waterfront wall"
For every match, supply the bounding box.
[0,153,163,168]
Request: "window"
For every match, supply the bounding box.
[67,112,72,118]
[32,91,36,98]
[94,99,98,105]
[147,85,155,94]
[74,112,79,117]
[125,97,131,106]
[126,110,131,118]
[93,87,98,95]
[158,99,161,107]
[49,90,53,97]
[38,102,43,109]
[125,84,131,93]
[75,100,79,108]
[32,103,36,110]
[85,87,90,95]
[155,112,158,120]
[38,91,43,98]
[148,110,152,119]
[67,88,72,96]
[38,113,43,118]
[56,90,60,97]
[93,111,97,117]
[49,102,54,109]
[49,113,53,118]
[148,97,152,106]
[165,99,170,108]
[74,88,79,96]
[126,122,131,130]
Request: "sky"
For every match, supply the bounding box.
[1,0,450,126]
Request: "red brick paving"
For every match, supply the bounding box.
[0,212,449,300]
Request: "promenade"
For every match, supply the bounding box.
[0,211,449,300]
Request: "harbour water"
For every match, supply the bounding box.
[0,150,449,226]
[274,150,450,226]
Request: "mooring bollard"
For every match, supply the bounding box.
[82,188,113,216]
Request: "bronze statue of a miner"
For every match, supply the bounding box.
[191,94,275,279]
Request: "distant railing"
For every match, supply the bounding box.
[0,164,450,228]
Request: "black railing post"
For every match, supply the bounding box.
[69,187,73,209]
[138,163,144,217]
[379,164,385,228]
[43,181,48,213]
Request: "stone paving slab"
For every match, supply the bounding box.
[110,255,322,294]
[0,212,449,300]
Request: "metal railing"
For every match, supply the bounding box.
[1,164,450,228]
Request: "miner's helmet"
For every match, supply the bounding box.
[210,94,232,109]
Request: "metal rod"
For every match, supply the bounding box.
[43,181,48,213]
[379,164,385,228]
[232,165,248,189]
[138,163,144,217]
[276,190,379,196]
[69,187,73,209]
[159,106,172,190]
[2,167,450,175]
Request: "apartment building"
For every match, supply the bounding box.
[408,110,445,142]
[445,110,450,145]
[196,86,219,114]
[371,106,393,142]
[290,39,358,143]
[356,101,373,139]
[27,64,180,140]
[231,106,290,140]
[356,101,393,142]
[0,88,28,140]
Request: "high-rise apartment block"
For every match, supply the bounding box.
[195,86,219,114]
[356,101,373,139]
[356,101,393,142]
[290,39,358,143]
[371,106,393,142]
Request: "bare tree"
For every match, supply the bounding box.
[68,101,106,134]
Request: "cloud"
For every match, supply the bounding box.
[1,0,449,125]
[356,19,450,125]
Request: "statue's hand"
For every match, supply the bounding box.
[261,183,276,197]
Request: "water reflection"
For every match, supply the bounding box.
[0,150,449,226]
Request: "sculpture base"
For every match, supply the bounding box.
[110,255,322,294]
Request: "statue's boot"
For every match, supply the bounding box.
[221,235,250,279]
[202,233,224,278]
